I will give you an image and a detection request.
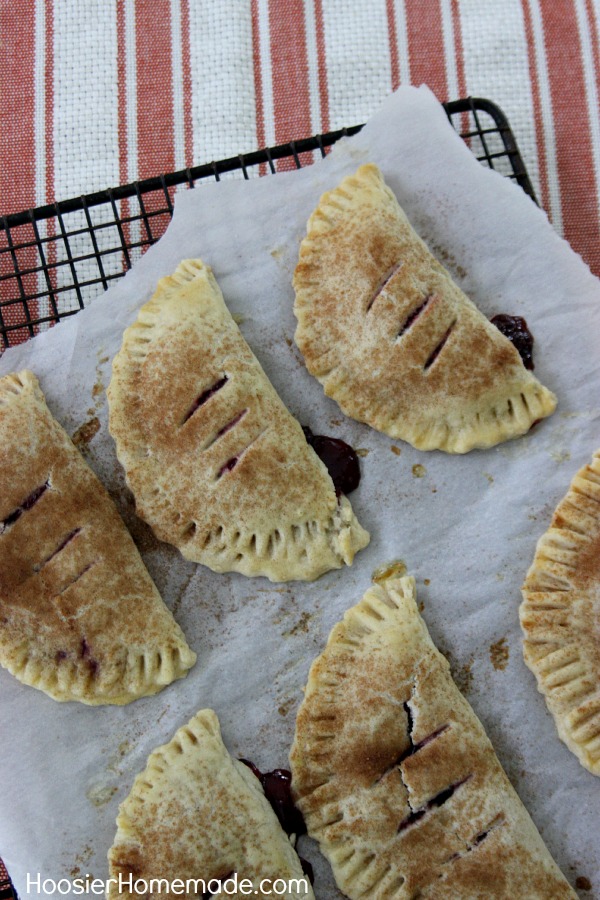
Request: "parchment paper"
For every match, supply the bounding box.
[0,85,599,898]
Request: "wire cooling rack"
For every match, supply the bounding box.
[0,96,536,900]
[0,97,535,352]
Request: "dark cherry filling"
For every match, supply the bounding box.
[442,813,505,866]
[1,480,49,533]
[215,409,247,441]
[398,807,427,832]
[490,314,534,370]
[80,638,99,675]
[473,828,490,846]
[21,482,49,510]
[376,702,449,783]
[302,426,361,496]
[182,375,228,424]
[397,724,449,765]
[398,294,433,337]
[424,321,456,371]
[240,760,306,836]
[397,774,472,833]
[240,759,313,882]
[35,528,81,572]
[217,457,239,478]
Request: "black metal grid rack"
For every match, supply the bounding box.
[0,97,536,352]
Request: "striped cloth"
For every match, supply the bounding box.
[1,0,600,278]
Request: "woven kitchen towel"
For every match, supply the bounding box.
[1,0,599,275]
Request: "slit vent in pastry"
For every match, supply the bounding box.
[290,575,575,899]
[0,370,196,705]
[293,163,557,454]
[107,258,369,582]
[107,709,315,900]
[521,448,600,776]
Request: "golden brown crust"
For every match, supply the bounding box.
[0,370,195,705]
[107,709,314,900]
[107,259,368,582]
[293,163,556,453]
[290,576,575,899]
[521,449,600,775]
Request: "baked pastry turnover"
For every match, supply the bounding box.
[521,449,600,775]
[108,259,368,582]
[0,370,195,705]
[107,709,314,899]
[290,575,575,898]
[293,164,557,453]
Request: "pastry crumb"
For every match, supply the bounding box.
[412,464,426,478]
[72,416,100,448]
[490,638,509,671]
[284,610,312,637]
[550,448,571,464]
[355,448,370,457]
[372,560,407,584]
[575,876,592,891]
[87,784,118,807]
[454,657,474,695]
[390,445,402,456]
[278,697,296,718]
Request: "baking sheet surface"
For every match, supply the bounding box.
[0,85,599,897]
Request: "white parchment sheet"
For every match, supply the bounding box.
[0,85,599,898]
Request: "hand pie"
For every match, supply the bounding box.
[107,709,314,899]
[293,163,557,454]
[0,370,195,705]
[290,575,575,899]
[521,449,600,775]
[107,258,369,582]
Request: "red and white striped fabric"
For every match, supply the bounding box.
[1,0,599,276]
